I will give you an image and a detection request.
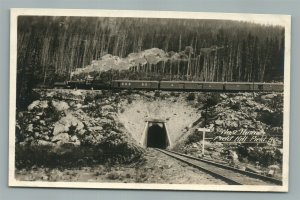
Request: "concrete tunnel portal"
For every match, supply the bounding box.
[140,120,172,149]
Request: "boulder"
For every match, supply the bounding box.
[28,100,49,111]
[51,133,70,144]
[52,101,69,111]
[75,103,82,109]
[215,119,223,125]
[268,164,280,170]
[244,99,255,107]
[267,170,275,177]
[52,114,84,135]
[40,120,46,126]
[99,118,113,125]
[225,120,239,128]
[229,150,239,165]
[53,123,69,136]
[246,166,262,174]
[42,135,50,141]
[88,126,103,132]
[26,124,34,132]
[220,94,228,99]
[34,132,40,138]
[28,100,40,111]
[70,135,81,146]
[24,136,34,143]
[102,105,114,112]
[49,169,64,181]
[35,139,54,146]
[46,91,55,98]
[83,135,96,144]
[39,101,49,109]
[77,129,86,136]
[37,112,43,116]
[76,121,84,131]
[34,116,40,121]
[71,90,82,96]
[261,93,277,102]
[95,134,104,142]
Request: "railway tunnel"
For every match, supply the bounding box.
[140,119,172,149]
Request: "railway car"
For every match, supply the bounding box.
[112,80,159,90]
[160,81,185,90]
[53,82,66,89]
[253,83,283,92]
[224,82,252,91]
[262,83,283,92]
[183,81,204,90]
[202,82,225,90]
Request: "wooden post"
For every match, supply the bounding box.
[202,131,206,156]
[197,128,211,156]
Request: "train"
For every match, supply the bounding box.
[52,79,283,92]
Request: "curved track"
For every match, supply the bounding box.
[155,148,282,185]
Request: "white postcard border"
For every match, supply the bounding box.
[9,8,291,192]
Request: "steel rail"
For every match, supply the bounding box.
[155,148,282,185]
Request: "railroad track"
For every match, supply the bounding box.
[155,148,282,185]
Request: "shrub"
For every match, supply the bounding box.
[186,93,195,101]
[127,97,133,104]
[170,92,180,97]
[94,93,104,100]
[84,94,94,104]
[257,111,283,126]
[46,102,62,122]
[205,93,221,108]
[125,89,133,95]
[197,94,207,103]
[236,145,282,167]
[154,90,160,97]
[15,139,144,169]
[106,172,120,180]
[186,131,203,144]
[231,102,241,111]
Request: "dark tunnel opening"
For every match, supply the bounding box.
[146,123,168,149]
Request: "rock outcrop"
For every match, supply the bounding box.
[16,89,143,168]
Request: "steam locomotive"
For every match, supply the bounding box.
[53,79,283,92]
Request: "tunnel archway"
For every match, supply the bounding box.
[146,123,168,149]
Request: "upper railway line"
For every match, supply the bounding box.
[52,79,283,92]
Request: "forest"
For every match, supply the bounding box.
[17,16,285,108]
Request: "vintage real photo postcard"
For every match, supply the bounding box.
[9,8,291,191]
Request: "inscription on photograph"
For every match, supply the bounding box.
[9,9,291,191]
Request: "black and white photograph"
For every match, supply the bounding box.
[9,9,291,191]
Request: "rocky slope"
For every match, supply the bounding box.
[174,92,284,178]
[16,89,144,168]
